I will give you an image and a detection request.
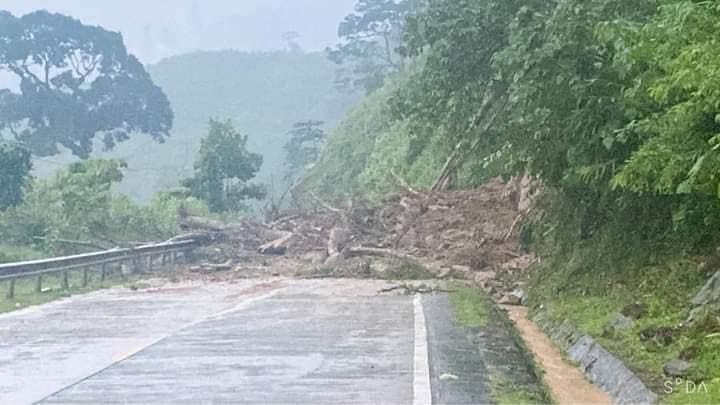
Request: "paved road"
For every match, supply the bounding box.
[0,279,491,404]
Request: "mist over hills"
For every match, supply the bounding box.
[34,50,359,202]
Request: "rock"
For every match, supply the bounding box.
[499,293,522,306]
[499,288,527,306]
[691,271,720,306]
[566,335,658,404]
[608,313,635,332]
[687,272,720,324]
[438,267,453,279]
[663,359,692,377]
[511,288,528,306]
[687,303,720,325]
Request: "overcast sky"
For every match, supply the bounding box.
[1,0,357,63]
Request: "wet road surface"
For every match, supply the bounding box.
[0,279,492,404]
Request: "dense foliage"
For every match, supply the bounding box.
[327,0,423,92]
[37,51,359,202]
[0,159,207,258]
[183,120,265,213]
[0,10,172,158]
[311,0,720,250]
[283,120,326,181]
[306,0,720,395]
[0,142,31,209]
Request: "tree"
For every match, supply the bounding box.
[283,120,326,180]
[0,142,32,209]
[282,31,302,53]
[54,159,126,240]
[327,0,424,93]
[609,1,720,197]
[183,119,266,212]
[0,10,173,158]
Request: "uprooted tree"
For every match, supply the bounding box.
[0,10,173,158]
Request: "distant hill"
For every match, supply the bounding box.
[36,50,358,202]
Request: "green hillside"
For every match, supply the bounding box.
[34,50,358,202]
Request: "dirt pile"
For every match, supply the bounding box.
[183,177,538,300]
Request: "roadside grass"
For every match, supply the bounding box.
[450,287,491,327]
[450,286,552,404]
[0,244,44,264]
[0,268,153,314]
[529,255,720,403]
[490,375,549,405]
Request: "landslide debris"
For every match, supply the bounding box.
[182,177,539,300]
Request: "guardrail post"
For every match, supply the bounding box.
[82,267,89,288]
[120,260,128,280]
[147,255,153,271]
[6,278,15,300]
[61,271,69,290]
[35,275,42,293]
[161,253,167,266]
[100,263,107,282]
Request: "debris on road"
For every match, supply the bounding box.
[179,177,538,300]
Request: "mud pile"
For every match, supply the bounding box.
[184,177,538,299]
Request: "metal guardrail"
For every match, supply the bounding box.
[0,239,199,299]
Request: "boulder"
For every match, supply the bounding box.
[499,292,523,306]
[663,359,692,377]
[691,271,720,307]
[687,271,720,324]
[511,288,528,306]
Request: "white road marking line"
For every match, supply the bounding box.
[207,286,286,319]
[413,294,432,405]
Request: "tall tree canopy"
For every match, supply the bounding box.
[0,10,173,158]
[183,119,266,212]
[327,0,424,92]
[283,120,326,178]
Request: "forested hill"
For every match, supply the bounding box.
[35,50,358,202]
[301,1,720,402]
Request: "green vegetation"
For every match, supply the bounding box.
[327,0,423,93]
[0,266,169,314]
[183,119,265,213]
[63,50,358,203]
[283,120,326,183]
[0,159,208,259]
[0,142,32,209]
[450,287,551,404]
[0,10,172,158]
[490,375,549,405]
[450,288,491,328]
[305,0,720,399]
[529,256,720,403]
